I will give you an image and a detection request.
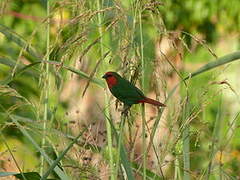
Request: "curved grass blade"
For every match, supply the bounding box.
[167,51,240,102]
[132,162,163,180]
[62,63,104,88]
[0,56,39,75]
[0,108,70,180]
[0,172,55,180]
[41,130,85,180]
[0,57,21,84]
[184,51,240,80]
[0,75,12,85]
[12,60,105,87]
[0,56,19,68]
[0,172,40,180]
[0,172,20,177]
[0,56,39,85]
[0,24,42,59]
[102,111,135,180]
[119,143,135,180]
[82,51,110,97]
[14,172,41,180]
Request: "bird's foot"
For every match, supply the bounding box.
[121,105,131,116]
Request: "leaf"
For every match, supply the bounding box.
[14,172,41,180]
[0,172,56,180]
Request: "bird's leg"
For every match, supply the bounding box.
[115,99,120,110]
[121,104,131,116]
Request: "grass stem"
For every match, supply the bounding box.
[40,0,50,175]
[97,1,115,179]
[183,97,190,180]
[139,5,146,179]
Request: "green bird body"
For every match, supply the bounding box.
[102,72,166,107]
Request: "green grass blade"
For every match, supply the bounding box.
[104,95,115,179]
[14,172,41,180]
[103,113,135,180]
[182,98,190,180]
[0,134,27,180]
[206,95,223,179]
[41,131,84,180]
[0,172,20,177]
[0,56,38,84]
[119,143,135,180]
[0,24,42,59]
[0,56,21,68]
[14,120,69,180]
[184,51,240,80]
[139,3,147,179]
[132,162,163,180]
[8,60,104,87]
[0,111,69,180]
[62,63,104,87]
[0,172,41,180]
[167,51,240,102]
[40,0,50,175]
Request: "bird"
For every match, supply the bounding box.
[102,72,166,109]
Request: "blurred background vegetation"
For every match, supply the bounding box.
[0,0,240,179]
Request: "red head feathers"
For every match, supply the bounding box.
[102,72,118,88]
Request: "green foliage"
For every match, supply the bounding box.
[159,0,240,41]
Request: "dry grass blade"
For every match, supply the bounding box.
[181,31,218,58]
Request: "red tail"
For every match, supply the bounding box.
[138,97,166,107]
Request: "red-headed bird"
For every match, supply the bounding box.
[102,72,166,108]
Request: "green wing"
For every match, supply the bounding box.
[110,78,145,106]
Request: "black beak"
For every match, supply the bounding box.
[102,74,107,79]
